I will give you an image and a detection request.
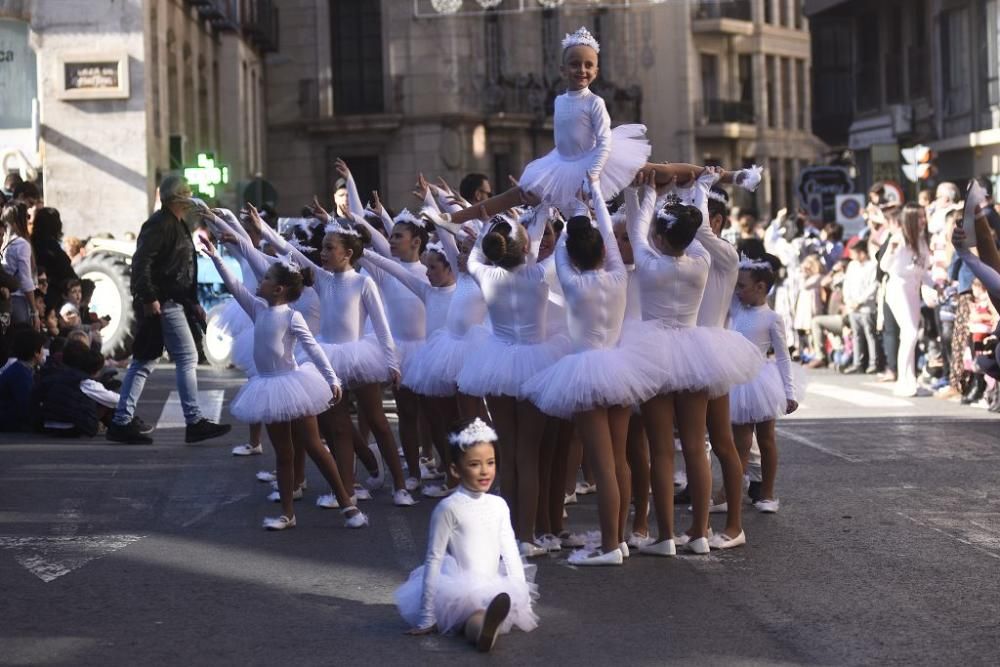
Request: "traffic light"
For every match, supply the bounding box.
[901,145,936,183]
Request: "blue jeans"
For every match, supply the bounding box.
[113,301,203,426]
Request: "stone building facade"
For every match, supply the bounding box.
[0,0,274,238]
[265,0,823,218]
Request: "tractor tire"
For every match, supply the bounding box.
[75,253,136,360]
[203,302,236,369]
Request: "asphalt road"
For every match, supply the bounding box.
[1,366,998,666]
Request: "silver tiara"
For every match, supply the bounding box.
[325,223,360,237]
[278,257,301,275]
[394,209,427,229]
[562,26,600,54]
[448,418,498,449]
[738,253,772,271]
[285,237,313,254]
[655,209,679,229]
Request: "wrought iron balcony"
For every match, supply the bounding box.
[242,0,279,53]
[697,99,756,125]
[691,0,753,22]
[482,74,642,123]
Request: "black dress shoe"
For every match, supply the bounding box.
[185,419,232,444]
[106,421,153,445]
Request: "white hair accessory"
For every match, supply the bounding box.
[278,257,302,275]
[285,236,313,254]
[394,209,427,229]
[562,26,600,54]
[706,189,729,205]
[325,223,360,238]
[738,253,772,271]
[448,418,498,449]
[734,165,763,193]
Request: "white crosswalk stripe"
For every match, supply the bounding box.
[805,382,914,408]
[156,390,225,429]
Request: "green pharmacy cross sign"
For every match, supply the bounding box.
[184,153,229,199]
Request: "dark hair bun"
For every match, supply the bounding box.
[482,229,509,263]
[566,215,594,236]
[566,215,604,270]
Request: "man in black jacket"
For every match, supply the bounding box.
[106,175,230,445]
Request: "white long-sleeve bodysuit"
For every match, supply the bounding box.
[729,302,796,401]
[415,485,527,629]
[260,223,399,375]
[880,237,930,397]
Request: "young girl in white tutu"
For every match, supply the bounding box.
[199,235,368,531]
[425,199,570,557]
[624,172,762,556]
[728,255,800,515]
[358,219,460,496]
[396,418,537,652]
[256,219,418,508]
[523,182,661,565]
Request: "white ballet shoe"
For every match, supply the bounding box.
[638,539,676,557]
[619,542,630,559]
[255,470,277,483]
[685,537,711,555]
[262,515,296,531]
[267,486,303,502]
[518,541,547,558]
[232,443,262,456]
[709,501,728,514]
[421,484,454,498]
[393,489,418,507]
[420,463,444,481]
[754,498,780,513]
[564,492,578,505]
[559,531,586,548]
[708,530,746,550]
[342,507,369,529]
[404,476,420,492]
[626,532,656,549]
[353,485,372,501]
[569,548,624,566]
[535,534,562,552]
[315,493,358,509]
[574,481,597,495]
[674,528,713,546]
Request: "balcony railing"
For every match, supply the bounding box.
[691,0,753,22]
[242,0,279,52]
[482,74,642,123]
[697,99,756,125]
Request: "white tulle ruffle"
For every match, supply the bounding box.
[294,336,392,389]
[229,364,333,423]
[627,322,764,396]
[728,361,788,424]
[230,327,257,377]
[457,334,571,400]
[214,298,252,337]
[518,124,651,212]
[395,555,538,635]
[395,338,425,380]
[403,326,489,397]
[522,330,664,418]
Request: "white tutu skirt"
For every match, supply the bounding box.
[296,336,391,389]
[230,364,333,424]
[403,326,489,397]
[214,298,252,338]
[396,338,425,381]
[395,555,538,635]
[729,361,788,424]
[627,322,764,396]
[518,124,651,210]
[457,334,571,400]
[522,332,664,419]
[230,327,257,377]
